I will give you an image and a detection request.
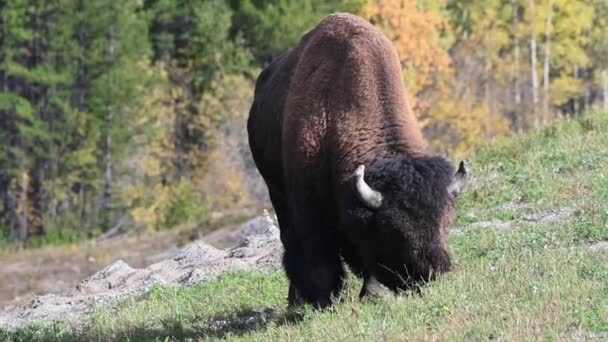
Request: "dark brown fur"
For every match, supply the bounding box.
[248,13,462,308]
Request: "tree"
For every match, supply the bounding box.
[364,0,452,105]
[230,0,365,63]
[529,0,540,122]
[80,0,152,230]
[0,0,154,244]
[0,0,78,244]
[447,0,597,130]
[1,0,606,248]
[586,0,608,109]
[361,0,509,153]
[145,0,252,182]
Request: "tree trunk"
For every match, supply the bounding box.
[584,69,590,111]
[104,109,113,230]
[0,10,10,240]
[529,0,539,126]
[512,0,522,131]
[77,0,87,110]
[573,67,579,115]
[103,24,115,231]
[542,1,553,123]
[16,171,29,249]
[603,69,608,110]
[75,0,88,225]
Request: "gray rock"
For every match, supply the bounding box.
[521,207,575,223]
[454,207,575,235]
[588,241,608,253]
[0,211,283,331]
[205,209,280,249]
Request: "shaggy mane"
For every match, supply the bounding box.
[367,156,455,213]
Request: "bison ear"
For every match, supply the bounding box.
[353,165,384,209]
[447,160,469,198]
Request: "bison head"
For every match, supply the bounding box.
[349,157,468,292]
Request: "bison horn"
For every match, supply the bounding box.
[447,160,469,198]
[353,165,383,209]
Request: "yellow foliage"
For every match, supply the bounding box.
[421,79,511,155]
[13,173,31,220]
[362,0,451,103]
[8,172,42,236]
[359,0,511,153]
[113,60,178,230]
[130,184,169,231]
[550,76,584,106]
[194,74,256,211]
[120,61,256,229]
[200,148,252,211]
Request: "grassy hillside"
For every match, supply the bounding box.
[3,112,608,341]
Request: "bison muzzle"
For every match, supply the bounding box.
[247,13,469,308]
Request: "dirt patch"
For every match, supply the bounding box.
[453,207,575,234]
[0,229,184,306]
[0,212,282,331]
[520,207,576,223]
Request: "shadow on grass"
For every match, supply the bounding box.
[112,307,306,341]
[0,307,307,341]
[194,307,305,339]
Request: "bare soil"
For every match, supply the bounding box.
[0,211,267,307]
[0,229,184,306]
[0,213,282,330]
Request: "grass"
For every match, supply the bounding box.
[2,112,608,341]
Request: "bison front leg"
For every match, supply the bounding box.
[283,236,345,309]
[287,283,303,307]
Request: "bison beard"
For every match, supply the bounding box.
[247,13,468,308]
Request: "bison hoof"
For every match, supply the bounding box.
[359,276,392,300]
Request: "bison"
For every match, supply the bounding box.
[247,13,469,308]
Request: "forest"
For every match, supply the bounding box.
[1,0,607,248]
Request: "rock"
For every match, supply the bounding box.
[588,241,608,253]
[454,207,575,234]
[204,210,280,249]
[467,220,514,231]
[0,212,283,331]
[520,207,575,223]
[173,241,227,264]
[77,260,136,293]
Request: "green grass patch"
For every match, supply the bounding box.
[2,112,608,341]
